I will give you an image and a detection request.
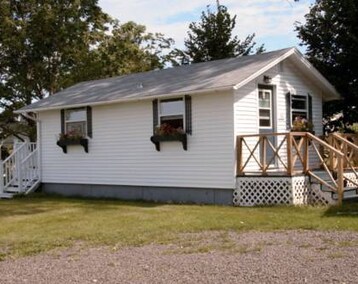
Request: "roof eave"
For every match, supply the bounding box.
[233,47,340,101]
[291,49,340,101]
[233,48,296,90]
[15,85,235,114]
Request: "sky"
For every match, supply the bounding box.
[98,0,316,53]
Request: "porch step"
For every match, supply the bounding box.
[0,192,14,199]
[310,170,358,201]
[343,196,358,203]
[5,186,22,193]
[332,188,358,200]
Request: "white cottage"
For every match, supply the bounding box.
[3,47,358,205]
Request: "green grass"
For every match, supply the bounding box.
[1,193,358,260]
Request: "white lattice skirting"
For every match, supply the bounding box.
[234,176,336,206]
[344,172,358,188]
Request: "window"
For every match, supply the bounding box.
[152,96,192,137]
[291,94,308,122]
[65,108,87,136]
[159,98,185,129]
[258,89,272,128]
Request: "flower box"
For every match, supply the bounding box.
[56,138,89,153]
[150,134,187,151]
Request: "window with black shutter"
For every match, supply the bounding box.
[159,98,184,129]
[153,96,192,135]
[151,96,192,151]
[60,107,92,138]
[287,93,313,125]
[58,107,92,153]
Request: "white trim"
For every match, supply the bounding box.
[291,49,339,99]
[158,97,186,131]
[234,48,296,90]
[258,89,273,129]
[64,108,87,135]
[234,48,340,101]
[291,93,309,126]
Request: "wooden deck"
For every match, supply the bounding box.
[236,132,358,205]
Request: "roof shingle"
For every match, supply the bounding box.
[18,48,299,112]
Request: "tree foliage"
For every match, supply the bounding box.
[295,0,358,131]
[182,2,264,63]
[93,21,174,78]
[0,1,174,141]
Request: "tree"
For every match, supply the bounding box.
[182,1,264,63]
[92,21,174,78]
[295,0,358,131]
[0,1,175,141]
[0,0,110,140]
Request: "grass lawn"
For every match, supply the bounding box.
[1,193,358,260]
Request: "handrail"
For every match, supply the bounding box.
[306,132,344,157]
[1,143,27,164]
[332,133,358,151]
[21,148,39,164]
[1,142,39,195]
[19,148,39,193]
[330,133,358,188]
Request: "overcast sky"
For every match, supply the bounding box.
[98,0,315,53]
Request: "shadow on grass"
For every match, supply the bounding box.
[324,203,358,217]
[0,192,173,218]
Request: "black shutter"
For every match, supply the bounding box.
[152,99,158,134]
[61,109,65,134]
[308,93,313,121]
[285,92,291,130]
[185,95,192,135]
[87,106,93,138]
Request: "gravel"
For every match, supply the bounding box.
[1,230,358,284]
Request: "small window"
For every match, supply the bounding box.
[159,98,184,129]
[291,95,308,122]
[258,90,272,128]
[65,108,87,136]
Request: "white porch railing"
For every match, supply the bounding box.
[0,142,40,196]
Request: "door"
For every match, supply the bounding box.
[258,87,276,167]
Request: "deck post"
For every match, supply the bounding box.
[236,136,242,175]
[0,159,3,194]
[337,156,344,206]
[328,135,335,171]
[286,133,292,176]
[303,133,309,173]
[343,141,348,169]
[15,148,23,193]
[261,136,267,174]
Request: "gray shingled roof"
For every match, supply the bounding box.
[17,47,330,112]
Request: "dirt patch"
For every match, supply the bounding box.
[1,230,358,284]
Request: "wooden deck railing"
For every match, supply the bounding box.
[328,133,358,189]
[236,132,354,205]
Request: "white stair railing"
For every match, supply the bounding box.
[19,147,40,194]
[1,142,39,195]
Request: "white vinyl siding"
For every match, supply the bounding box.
[39,91,235,189]
[234,58,323,172]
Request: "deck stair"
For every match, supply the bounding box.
[0,142,40,199]
[309,170,358,202]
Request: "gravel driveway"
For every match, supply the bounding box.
[1,230,358,284]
